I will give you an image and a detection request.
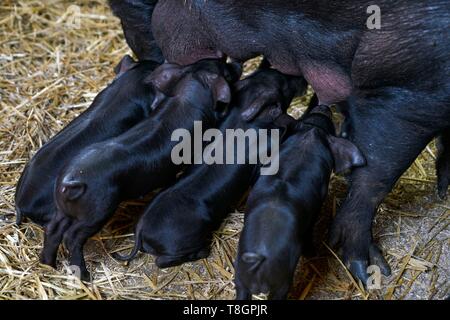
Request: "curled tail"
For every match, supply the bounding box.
[112,232,142,262]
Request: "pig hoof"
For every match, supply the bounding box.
[346,245,392,288]
[345,245,391,287]
[369,244,391,277]
[348,260,369,287]
[40,255,57,268]
[79,269,91,282]
[437,183,448,200]
[329,223,391,285]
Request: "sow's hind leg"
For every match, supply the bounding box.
[329,88,448,285]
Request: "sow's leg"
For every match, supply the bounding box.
[108,0,163,63]
[329,87,448,285]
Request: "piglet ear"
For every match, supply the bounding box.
[146,64,183,95]
[241,94,277,122]
[326,136,366,174]
[212,76,232,107]
[114,55,137,76]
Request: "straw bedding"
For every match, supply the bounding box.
[0,0,448,300]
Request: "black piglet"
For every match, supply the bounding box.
[40,59,241,280]
[15,55,162,227]
[234,105,366,300]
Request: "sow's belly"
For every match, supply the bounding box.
[271,60,353,105]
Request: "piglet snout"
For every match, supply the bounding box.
[59,180,86,201]
[242,252,265,271]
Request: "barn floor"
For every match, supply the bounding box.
[0,0,448,300]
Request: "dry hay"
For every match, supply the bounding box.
[0,0,448,300]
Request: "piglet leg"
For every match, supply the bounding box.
[69,244,90,282]
[436,130,450,200]
[40,214,71,267]
[63,223,93,282]
[234,276,252,300]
